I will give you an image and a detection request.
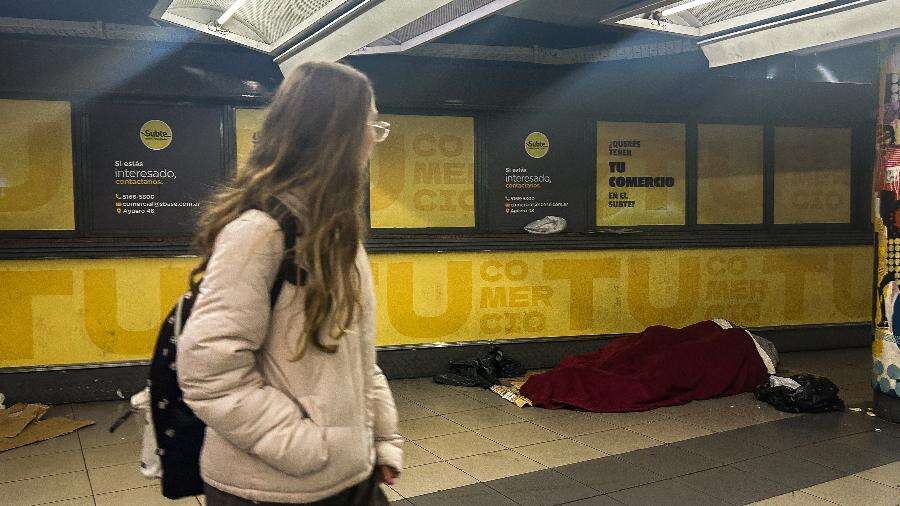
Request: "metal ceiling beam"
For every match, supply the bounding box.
[699,0,899,67]
[352,0,522,55]
[275,0,455,74]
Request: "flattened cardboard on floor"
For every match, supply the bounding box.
[0,403,49,438]
[0,417,95,453]
[490,385,533,408]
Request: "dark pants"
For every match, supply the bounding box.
[204,472,387,506]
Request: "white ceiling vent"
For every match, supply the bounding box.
[604,0,900,66]
[699,0,900,67]
[353,0,521,55]
[605,0,838,38]
[152,0,525,73]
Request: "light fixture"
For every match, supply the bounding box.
[216,0,251,27]
[660,0,717,17]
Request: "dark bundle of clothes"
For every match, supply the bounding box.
[754,374,845,413]
[433,347,524,388]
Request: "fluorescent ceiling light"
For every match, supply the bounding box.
[216,0,251,26]
[660,0,716,17]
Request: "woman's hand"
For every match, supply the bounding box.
[378,465,398,486]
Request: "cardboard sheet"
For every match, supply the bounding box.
[0,403,49,438]
[0,417,95,453]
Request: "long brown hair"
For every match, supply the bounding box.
[191,61,373,360]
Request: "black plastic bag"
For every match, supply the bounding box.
[755,374,845,413]
[433,347,524,389]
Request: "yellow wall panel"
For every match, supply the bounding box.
[0,100,75,230]
[0,258,196,368]
[597,122,686,226]
[0,246,871,368]
[235,108,267,175]
[775,127,852,224]
[698,124,764,224]
[369,115,475,228]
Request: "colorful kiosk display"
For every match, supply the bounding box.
[873,41,900,422]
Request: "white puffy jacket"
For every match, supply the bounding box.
[176,203,402,503]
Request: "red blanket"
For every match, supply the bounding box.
[520,321,769,412]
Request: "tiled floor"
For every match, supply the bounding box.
[1,348,898,505]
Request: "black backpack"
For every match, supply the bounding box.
[148,201,304,499]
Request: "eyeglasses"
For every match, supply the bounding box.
[369,121,391,143]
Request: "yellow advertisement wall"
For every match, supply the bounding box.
[697,124,765,224]
[0,246,871,368]
[0,100,75,230]
[235,108,267,175]
[775,127,852,224]
[369,114,475,228]
[597,122,686,226]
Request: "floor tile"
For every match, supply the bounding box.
[0,432,81,460]
[94,485,199,505]
[727,423,816,451]
[443,407,522,430]
[400,441,441,468]
[43,404,75,419]
[609,478,726,506]
[476,422,563,448]
[412,395,487,415]
[406,482,517,506]
[449,449,545,482]
[786,440,897,474]
[555,456,664,494]
[88,461,158,494]
[76,415,143,448]
[70,401,130,422]
[677,407,790,433]
[748,491,836,505]
[575,428,663,455]
[672,431,773,465]
[855,461,900,489]
[833,430,900,458]
[33,498,95,506]
[616,444,720,480]
[512,439,608,468]
[628,418,714,443]
[389,462,478,498]
[562,495,624,505]
[486,469,600,505]
[398,416,467,441]
[590,409,671,428]
[679,465,794,505]
[395,400,437,422]
[531,412,619,437]
[0,471,92,506]
[803,475,900,506]
[389,379,462,400]
[415,431,504,460]
[732,452,843,489]
[83,441,142,469]
[0,450,85,483]
[381,484,402,501]
[841,382,876,407]
[460,389,516,407]
[775,412,880,440]
[497,405,576,423]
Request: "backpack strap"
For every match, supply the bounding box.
[259,197,308,308]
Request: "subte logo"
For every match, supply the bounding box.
[140,120,173,150]
[524,132,549,159]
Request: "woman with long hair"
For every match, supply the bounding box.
[176,61,402,505]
